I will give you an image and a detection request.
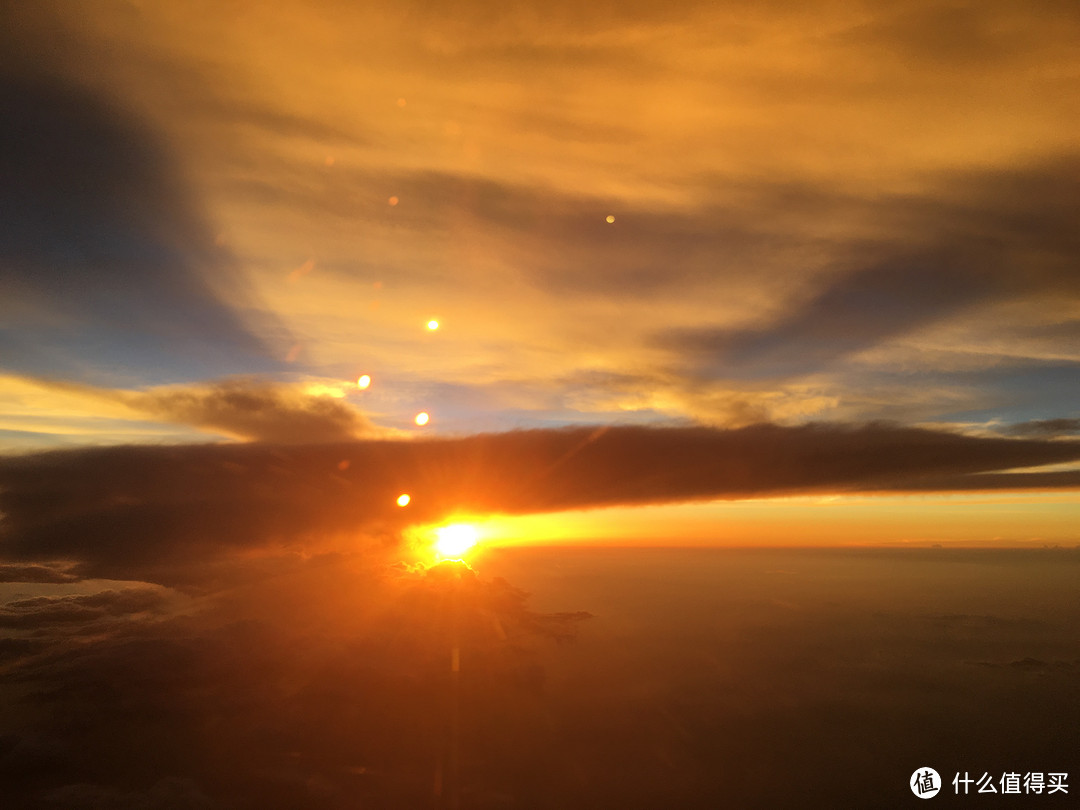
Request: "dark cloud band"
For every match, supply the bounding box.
[2,422,1077,580]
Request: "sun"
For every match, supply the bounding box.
[434,523,478,559]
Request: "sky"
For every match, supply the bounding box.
[2,0,1078,550]
[2,3,1079,806]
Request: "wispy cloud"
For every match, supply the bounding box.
[0,22,281,382]
[0,375,379,446]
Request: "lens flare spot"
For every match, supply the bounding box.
[426,319,439,330]
[388,196,399,206]
[357,375,371,389]
[396,493,411,507]
[414,411,430,426]
[606,215,615,223]
[435,523,478,558]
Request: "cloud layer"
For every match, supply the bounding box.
[2,1,1078,446]
[0,14,279,383]
[2,423,1077,580]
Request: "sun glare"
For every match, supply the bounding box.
[357,374,371,389]
[396,493,410,507]
[414,411,430,426]
[434,523,478,559]
[426,319,439,330]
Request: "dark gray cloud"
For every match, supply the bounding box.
[0,589,167,630]
[231,153,1080,401]
[1,423,1078,581]
[1005,417,1080,438]
[0,28,277,380]
[1006,657,1078,673]
[839,0,1080,67]
[0,637,44,665]
[10,375,378,445]
[877,469,1080,493]
[126,378,377,443]
[238,166,837,298]
[659,157,1080,378]
[0,564,80,584]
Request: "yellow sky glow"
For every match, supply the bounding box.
[2,1,1078,547]
[477,493,1080,549]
